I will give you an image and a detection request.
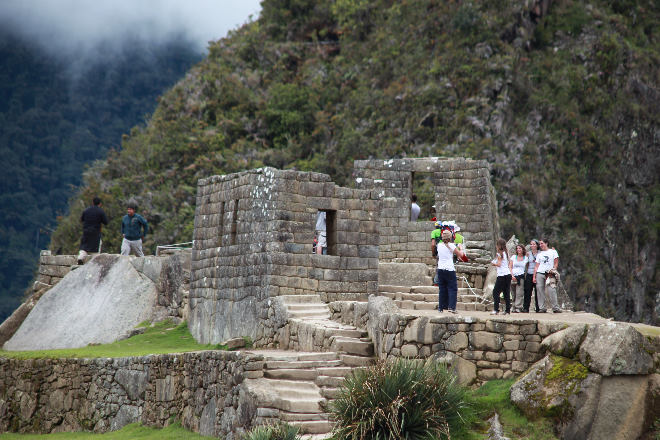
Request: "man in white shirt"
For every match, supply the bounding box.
[410,194,420,222]
[533,238,561,313]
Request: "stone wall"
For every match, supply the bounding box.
[353,157,499,290]
[191,167,379,347]
[330,297,568,384]
[34,251,76,292]
[0,351,265,439]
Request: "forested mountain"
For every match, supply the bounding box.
[0,30,203,321]
[45,0,659,325]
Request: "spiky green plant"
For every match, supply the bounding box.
[241,422,301,440]
[330,358,473,439]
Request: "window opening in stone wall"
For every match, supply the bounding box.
[411,172,435,221]
[231,200,238,245]
[218,201,225,246]
[314,210,336,255]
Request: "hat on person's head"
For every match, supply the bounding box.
[434,220,441,227]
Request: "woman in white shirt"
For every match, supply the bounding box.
[490,238,512,315]
[509,244,528,313]
[436,229,467,313]
[524,239,540,313]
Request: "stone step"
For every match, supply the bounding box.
[265,360,344,370]
[265,369,319,381]
[340,354,376,367]
[316,366,354,377]
[289,420,333,435]
[332,337,374,357]
[316,375,347,388]
[279,411,331,422]
[288,310,332,319]
[320,387,341,399]
[255,379,321,396]
[287,304,330,312]
[280,294,324,304]
[394,301,488,312]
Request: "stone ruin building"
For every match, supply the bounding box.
[190,157,499,346]
[2,157,658,440]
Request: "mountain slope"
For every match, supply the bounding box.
[0,31,202,320]
[49,0,659,324]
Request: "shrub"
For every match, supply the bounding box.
[242,423,301,440]
[330,358,473,440]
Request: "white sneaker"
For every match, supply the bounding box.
[490,311,499,315]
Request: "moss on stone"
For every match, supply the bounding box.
[541,355,590,420]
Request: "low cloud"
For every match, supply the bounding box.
[0,0,261,58]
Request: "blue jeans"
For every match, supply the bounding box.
[437,269,458,311]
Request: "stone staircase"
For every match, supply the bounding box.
[242,295,375,436]
[380,284,488,312]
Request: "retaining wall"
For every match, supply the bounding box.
[330,298,568,384]
[0,351,264,439]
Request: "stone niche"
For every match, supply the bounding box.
[353,157,500,267]
[189,167,379,346]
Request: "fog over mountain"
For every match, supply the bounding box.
[0,0,261,61]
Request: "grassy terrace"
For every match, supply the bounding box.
[0,423,213,439]
[0,320,227,359]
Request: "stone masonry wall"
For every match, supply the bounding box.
[0,351,265,439]
[353,157,499,290]
[191,167,379,347]
[330,297,568,384]
[34,251,76,292]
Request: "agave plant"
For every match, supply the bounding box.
[330,358,472,439]
[241,422,301,440]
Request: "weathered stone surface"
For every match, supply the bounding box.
[434,352,477,386]
[4,255,158,350]
[469,331,503,351]
[445,332,468,351]
[585,375,648,440]
[578,323,654,376]
[403,317,445,344]
[115,370,148,400]
[400,344,418,358]
[378,263,430,286]
[511,355,598,420]
[541,324,587,358]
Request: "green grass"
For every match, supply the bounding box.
[0,320,227,359]
[453,380,558,440]
[0,422,214,439]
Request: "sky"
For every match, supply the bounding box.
[0,0,262,58]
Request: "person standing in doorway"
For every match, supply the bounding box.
[121,202,148,257]
[77,197,108,264]
[410,194,421,222]
[315,211,327,255]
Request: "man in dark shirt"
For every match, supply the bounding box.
[78,197,109,264]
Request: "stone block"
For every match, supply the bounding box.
[478,369,503,380]
[470,331,503,351]
[445,332,469,352]
[401,344,419,358]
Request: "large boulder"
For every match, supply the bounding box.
[578,322,654,376]
[512,353,657,440]
[4,254,158,350]
[541,324,587,358]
